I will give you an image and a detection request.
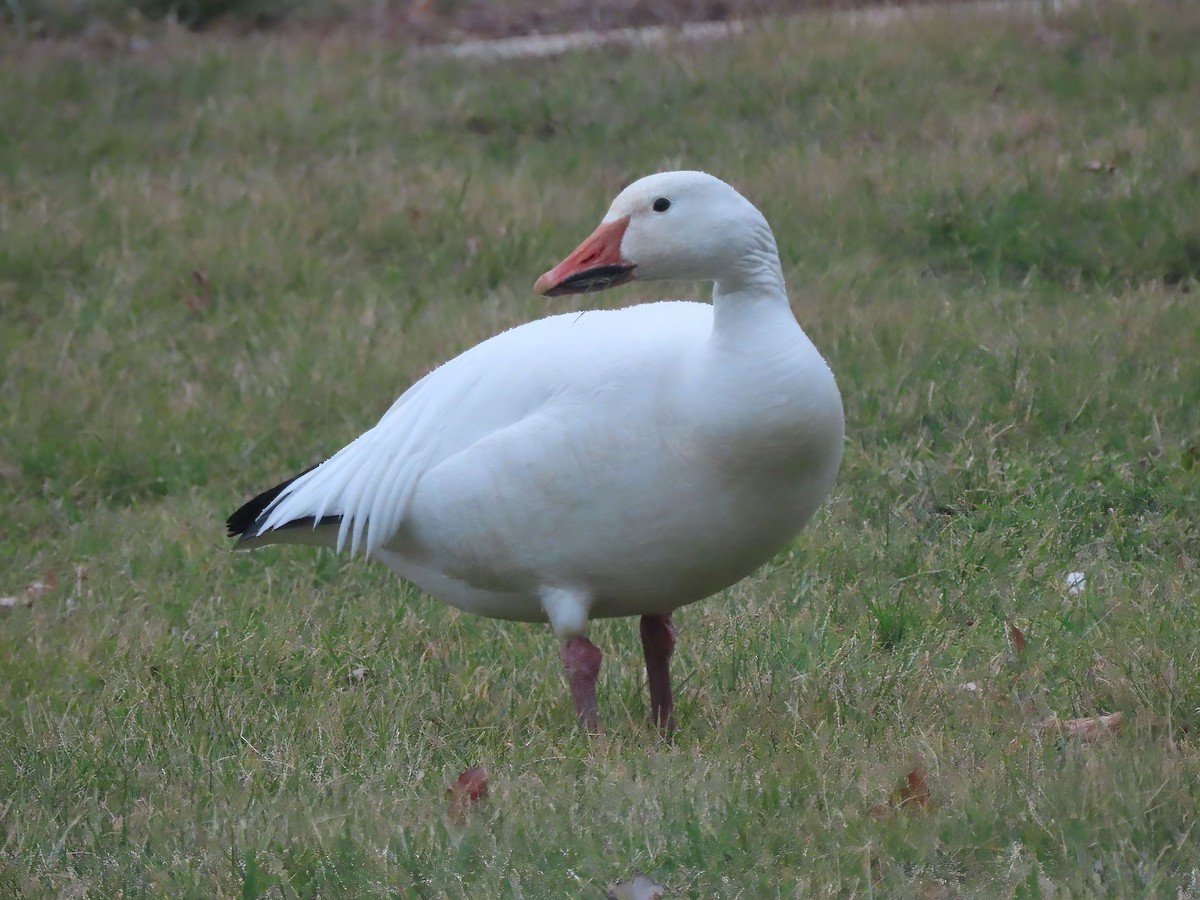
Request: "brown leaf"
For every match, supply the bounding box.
[1037,712,1122,741]
[185,269,211,311]
[447,766,488,823]
[607,874,665,900]
[898,766,932,810]
[1009,623,1026,656]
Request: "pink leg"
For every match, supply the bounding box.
[561,636,603,733]
[640,614,678,734]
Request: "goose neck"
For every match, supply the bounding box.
[710,249,795,346]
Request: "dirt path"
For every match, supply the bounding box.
[412,0,1079,62]
[393,0,960,45]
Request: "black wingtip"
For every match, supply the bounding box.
[227,462,322,539]
[226,482,285,538]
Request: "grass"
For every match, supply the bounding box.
[2,0,1199,895]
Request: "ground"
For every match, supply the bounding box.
[6,0,959,42]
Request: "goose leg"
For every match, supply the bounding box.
[640,614,677,734]
[561,636,603,733]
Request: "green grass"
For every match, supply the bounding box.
[2,1,1200,895]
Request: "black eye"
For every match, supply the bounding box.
[652,197,671,213]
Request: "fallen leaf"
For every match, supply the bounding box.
[959,681,979,692]
[447,766,488,823]
[347,665,370,683]
[185,269,211,311]
[898,766,932,810]
[1037,712,1122,741]
[1009,623,1026,656]
[607,873,665,900]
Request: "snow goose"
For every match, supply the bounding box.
[228,171,844,733]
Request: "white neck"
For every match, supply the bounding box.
[709,225,799,348]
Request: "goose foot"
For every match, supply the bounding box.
[640,614,677,735]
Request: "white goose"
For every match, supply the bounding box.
[228,171,844,733]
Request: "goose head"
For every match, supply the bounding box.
[534,171,779,297]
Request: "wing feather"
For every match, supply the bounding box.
[231,302,711,555]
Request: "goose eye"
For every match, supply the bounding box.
[652,197,671,213]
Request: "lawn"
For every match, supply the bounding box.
[2,1,1199,895]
